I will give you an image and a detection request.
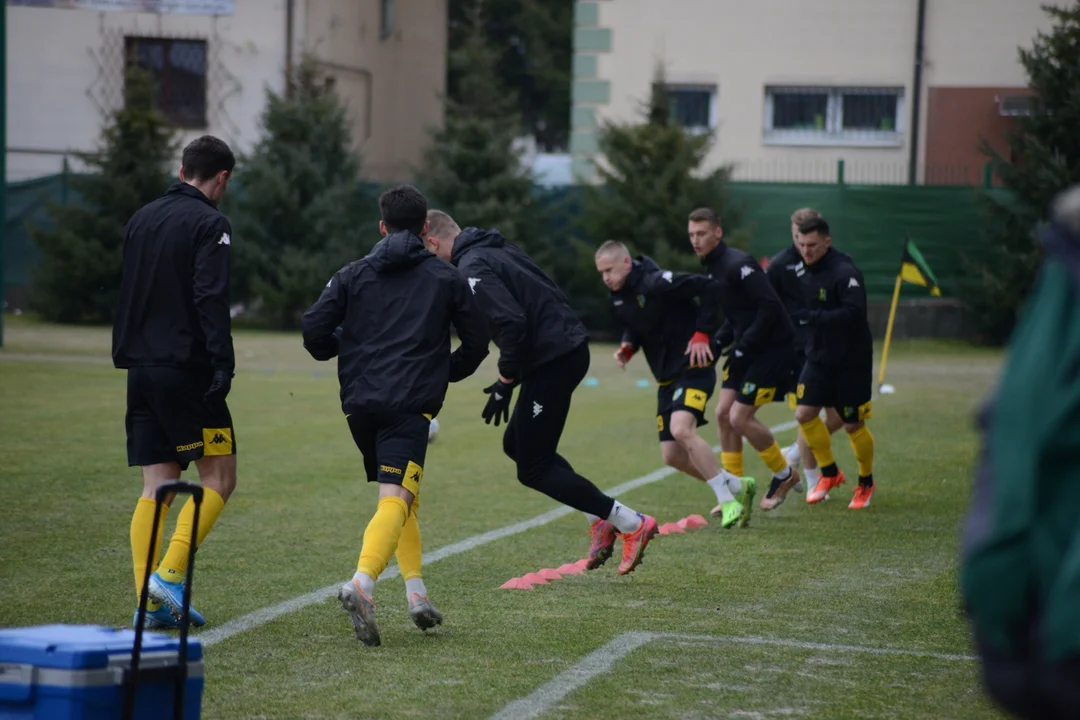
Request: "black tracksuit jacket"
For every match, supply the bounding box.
[301,231,490,416]
[451,227,588,381]
[798,248,874,368]
[701,241,793,353]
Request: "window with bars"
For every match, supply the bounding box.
[667,85,716,132]
[125,37,208,129]
[764,87,903,146]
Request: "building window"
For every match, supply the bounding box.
[125,37,207,129]
[764,87,904,146]
[665,85,717,133]
[381,0,395,39]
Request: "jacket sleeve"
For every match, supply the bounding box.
[301,269,348,361]
[448,272,491,382]
[461,258,529,380]
[733,261,785,348]
[814,269,867,328]
[765,256,785,298]
[643,269,723,335]
[193,217,235,372]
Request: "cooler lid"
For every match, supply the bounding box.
[0,624,203,669]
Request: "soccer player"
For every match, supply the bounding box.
[790,215,876,509]
[594,241,753,528]
[688,208,800,514]
[112,135,237,629]
[423,211,659,575]
[301,186,489,646]
[765,208,844,496]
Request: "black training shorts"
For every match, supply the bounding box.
[656,366,716,442]
[721,344,795,408]
[125,366,236,470]
[347,411,431,497]
[796,361,873,424]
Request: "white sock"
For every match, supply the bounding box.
[723,470,742,495]
[405,577,427,598]
[352,571,375,597]
[607,501,642,533]
[584,513,603,525]
[805,467,821,486]
[706,473,736,504]
[773,466,793,481]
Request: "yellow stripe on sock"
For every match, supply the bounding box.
[395,494,423,581]
[357,496,409,581]
[799,417,836,469]
[721,451,744,476]
[157,488,226,580]
[847,425,875,477]
[131,497,169,603]
[758,443,788,474]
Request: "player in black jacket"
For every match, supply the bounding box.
[595,241,754,528]
[790,215,876,510]
[424,211,658,576]
[689,207,801,515]
[302,186,489,646]
[764,208,844,496]
[112,135,236,631]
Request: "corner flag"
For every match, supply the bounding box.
[879,238,943,390]
[900,239,942,296]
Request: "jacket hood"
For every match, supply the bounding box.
[367,231,433,273]
[452,227,506,265]
[619,255,660,292]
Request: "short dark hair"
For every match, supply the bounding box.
[379,185,428,235]
[798,217,831,237]
[181,135,235,182]
[688,207,721,227]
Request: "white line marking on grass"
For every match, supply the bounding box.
[199,421,798,647]
[489,631,975,720]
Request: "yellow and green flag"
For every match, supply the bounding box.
[900,239,942,296]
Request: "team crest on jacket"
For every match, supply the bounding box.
[637,295,646,308]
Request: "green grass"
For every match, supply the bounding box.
[0,322,1004,719]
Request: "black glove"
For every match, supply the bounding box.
[205,369,234,405]
[790,309,816,326]
[481,379,515,426]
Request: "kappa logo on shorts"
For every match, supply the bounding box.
[380,465,403,475]
[533,402,543,418]
[755,387,776,407]
[202,427,233,456]
[403,461,424,495]
[684,388,707,412]
[176,441,204,453]
[673,388,684,401]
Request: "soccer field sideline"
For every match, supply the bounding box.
[199,420,800,648]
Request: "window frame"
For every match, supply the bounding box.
[763,86,905,148]
[380,0,395,40]
[124,35,209,130]
[665,84,718,135]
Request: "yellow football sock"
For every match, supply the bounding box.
[799,417,836,469]
[156,488,226,580]
[357,496,409,581]
[395,495,423,581]
[721,451,744,477]
[847,425,875,478]
[758,442,788,475]
[131,498,169,604]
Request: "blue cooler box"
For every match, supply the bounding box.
[0,624,203,720]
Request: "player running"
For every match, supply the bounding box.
[423,211,659,575]
[302,185,489,646]
[594,240,753,527]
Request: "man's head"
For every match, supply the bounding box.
[378,185,429,237]
[424,210,461,262]
[790,207,821,244]
[179,135,235,207]
[594,240,633,291]
[687,207,724,257]
[794,216,832,266]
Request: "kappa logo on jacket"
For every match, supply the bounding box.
[468,277,481,294]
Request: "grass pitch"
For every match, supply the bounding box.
[0,317,1004,719]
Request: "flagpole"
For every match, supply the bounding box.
[878,274,903,389]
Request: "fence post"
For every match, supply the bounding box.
[837,159,845,186]
[983,162,993,189]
